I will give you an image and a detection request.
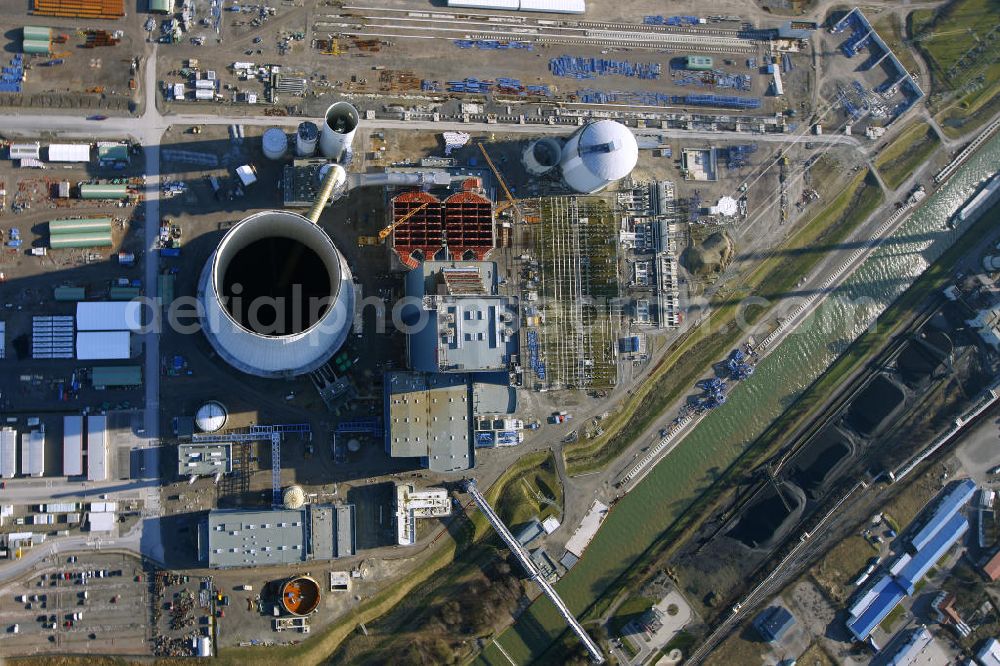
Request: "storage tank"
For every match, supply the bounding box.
[559,120,638,194]
[194,88,215,101]
[23,26,52,42]
[278,576,321,616]
[261,128,288,161]
[522,137,563,176]
[195,400,228,432]
[295,121,319,157]
[319,102,358,162]
[197,210,355,378]
[197,636,212,658]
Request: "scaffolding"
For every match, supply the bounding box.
[534,197,620,389]
[193,424,311,506]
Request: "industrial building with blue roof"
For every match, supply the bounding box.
[845,479,976,642]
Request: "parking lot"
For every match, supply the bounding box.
[0,552,148,655]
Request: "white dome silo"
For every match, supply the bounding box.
[559,120,638,194]
[283,485,306,509]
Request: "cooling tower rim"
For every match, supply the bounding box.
[208,210,345,341]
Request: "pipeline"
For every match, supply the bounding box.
[307,164,347,223]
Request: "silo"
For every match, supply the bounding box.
[261,128,288,161]
[295,121,319,157]
[197,210,355,378]
[283,485,305,509]
[195,401,228,432]
[522,137,562,176]
[319,102,358,161]
[559,119,638,194]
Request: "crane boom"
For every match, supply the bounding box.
[378,201,431,241]
[478,143,521,219]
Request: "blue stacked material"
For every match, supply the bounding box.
[475,431,496,448]
[446,77,494,94]
[747,58,757,69]
[453,39,533,50]
[782,53,793,73]
[673,94,761,109]
[526,84,551,96]
[421,80,441,92]
[526,329,545,380]
[550,55,661,80]
[575,88,674,106]
[644,15,701,26]
[0,54,23,93]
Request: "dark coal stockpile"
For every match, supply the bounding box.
[790,425,855,498]
[845,374,904,436]
[727,481,806,550]
[897,330,952,384]
[222,237,332,335]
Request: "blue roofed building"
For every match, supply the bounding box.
[894,513,968,594]
[908,479,976,553]
[753,605,795,643]
[845,479,976,642]
[847,575,908,641]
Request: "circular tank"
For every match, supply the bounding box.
[197,210,355,378]
[195,400,228,432]
[283,485,305,509]
[296,121,319,157]
[522,137,563,176]
[262,128,288,161]
[347,438,361,453]
[319,102,359,161]
[559,120,638,194]
[279,576,321,616]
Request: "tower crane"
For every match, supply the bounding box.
[478,143,523,220]
[357,201,431,246]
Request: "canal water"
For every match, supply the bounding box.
[492,134,1000,664]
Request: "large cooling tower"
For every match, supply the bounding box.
[559,119,638,194]
[197,210,355,378]
[319,102,359,162]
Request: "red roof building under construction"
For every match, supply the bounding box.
[391,189,494,269]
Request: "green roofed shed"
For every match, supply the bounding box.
[91,365,142,388]
[50,232,113,249]
[23,26,52,41]
[54,286,86,301]
[49,218,113,235]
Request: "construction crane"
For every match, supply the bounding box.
[357,201,431,246]
[477,142,523,220]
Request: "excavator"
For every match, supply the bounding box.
[356,201,430,246]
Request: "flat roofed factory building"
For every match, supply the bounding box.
[404,261,518,374]
[63,415,83,476]
[203,504,355,568]
[384,372,473,473]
